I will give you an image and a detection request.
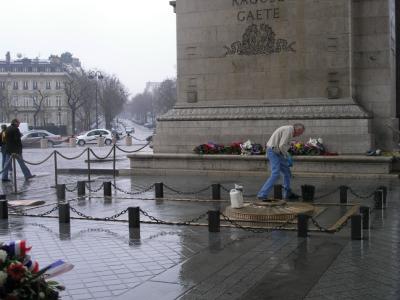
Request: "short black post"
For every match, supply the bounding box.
[274,184,283,200]
[351,214,363,240]
[56,184,66,201]
[155,182,164,198]
[77,181,86,196]
[340,186,348,204]
[212,184,221,200]
[359,206,370,230]
[301,185,315,202]
[297,214,308,237]
[0,195,5,200]
[104,182,112,197]
[374,190,384,209]
[0,200,8,219]
[128,207,140,228]
[378,186,387,207]
[208,210,220,232]
[58,203,70,224]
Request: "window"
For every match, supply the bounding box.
[56,96,62,107]
[0,67,5,72]
[46,81,51,89]
[23,81,28,90]
[32,67,37,72]
[45,67,51,72]
[13,81,18,90]
[12,96,19,106]
[56,81,61,90]
[0,81,5,89]
[23,67,28,72]
[24,97,30,107]
[33,81,38,90]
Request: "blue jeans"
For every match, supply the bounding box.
[257,148,291,199]
[2,153,32,180]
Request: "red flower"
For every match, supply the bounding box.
[7,262,26,281]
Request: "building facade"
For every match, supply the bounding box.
[0,52,80,134]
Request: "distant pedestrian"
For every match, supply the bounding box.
[0,124,8,171]
[1,119,35,182]
[257,123,305,201]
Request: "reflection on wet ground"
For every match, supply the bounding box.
[0,174,399,299]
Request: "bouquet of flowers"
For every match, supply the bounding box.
[289,138,332,156]
[0,240,73,300]
[240,140,253,156]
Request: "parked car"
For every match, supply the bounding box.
[21,130,64,147]
[125,127,135,134]
[76,129,113,146]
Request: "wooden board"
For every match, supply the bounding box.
[8,200,45,207]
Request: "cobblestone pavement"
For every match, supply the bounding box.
[0,149,399,299]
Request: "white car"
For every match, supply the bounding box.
[76,129,113,146]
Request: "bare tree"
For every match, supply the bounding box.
[64,71,93,134]
[31,89,49,127]
[153,78,177,115]
[99,75,128,129]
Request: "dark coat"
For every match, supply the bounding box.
[5,125,23,155]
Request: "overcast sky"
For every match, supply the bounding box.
[0,0,177,97]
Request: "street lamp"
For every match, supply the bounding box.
[88,70,104,129]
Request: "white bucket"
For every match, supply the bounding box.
[230,189,244,208]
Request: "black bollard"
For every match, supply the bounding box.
[104,182,112,197]
[155,182,164,198]
[77,181,86,197]
[297,214,309,237]
[128,207,140,228]
[359,206,370,230]
[0,195,5,200]
[274,184,283,200]
[58,203,70,224]
[351,214,363,240]
[378,186,387,207]
[0,200,8,219]
[208,210,220,232]
[56,184,66,201]
[340,186,348,204]
[374,190,384,209]
[301,185,315,202]
[212,184,221,200]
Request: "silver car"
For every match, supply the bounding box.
[21,130,64,147]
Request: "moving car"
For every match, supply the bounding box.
[21,130,64,147]
[125,127,135,134]
[76,129,113,146]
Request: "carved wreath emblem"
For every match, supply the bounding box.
[224,23,296,56]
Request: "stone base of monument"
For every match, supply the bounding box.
[223,200,315,223]
[126,153,398,179]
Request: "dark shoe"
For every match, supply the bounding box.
[1,179,11,182]
[25,175,36,180]
[286,192,300,201]
[257,197,271,202]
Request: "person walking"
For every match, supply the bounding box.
[1,119,35,182]
[257,123,305,201]
[0,124,8,171]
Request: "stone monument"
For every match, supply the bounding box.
[154,0,399,154]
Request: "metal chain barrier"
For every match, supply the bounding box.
[9,203,59,217]
[20,152,54,165]
[220,212,296,233]
[310,216,350,234]
[115,142,150,153]
[65,185,78,192]
[220,185,231,193]
[348,187,376,199]
[163,183,211,195]
[314,187,340,200]
[89,146,114,160]
[55,149,87,160]
[85,182,104,193]
[69,205,128,221]
[111,183,155,195]
[139,208,208,226]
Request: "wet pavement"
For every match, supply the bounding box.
[0,147,399,299]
